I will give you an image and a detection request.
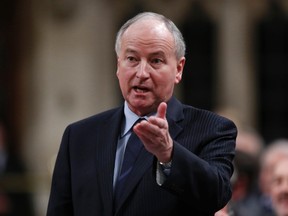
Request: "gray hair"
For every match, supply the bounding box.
[115,12,186,60]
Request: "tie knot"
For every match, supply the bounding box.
[131,117,146,130]
[136,117,146,124]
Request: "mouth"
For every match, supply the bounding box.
[133,86,149,93]
[279,195,288,202]
[278,194,288,206]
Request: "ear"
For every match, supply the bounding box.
[175,57,185,84]
[116,57,120,77]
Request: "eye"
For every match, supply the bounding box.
[151,58,163,64]
[127,56,137,62]
[272,177,282,186]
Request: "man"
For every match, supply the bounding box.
[47,12,237,216]
[256,139,288,216]
[270,157,288,216]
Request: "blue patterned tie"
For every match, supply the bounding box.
[114,118,144,205]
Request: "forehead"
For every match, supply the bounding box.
[274,159,288,175]
[121,19,175,53]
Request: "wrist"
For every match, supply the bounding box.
[158,160,172,176]
[159,160,172,169]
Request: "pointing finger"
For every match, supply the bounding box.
[156,102,167,120]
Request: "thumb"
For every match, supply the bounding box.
[157,102,167,119]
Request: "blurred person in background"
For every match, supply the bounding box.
[229,149,262,216]
[0,121,35,216]
[269,157,288,216]
[215,127,265,216]
[235,128,264,161]
[258,139,288,216]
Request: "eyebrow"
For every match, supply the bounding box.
[125,48,138,54]
[125,48,166,57]
[150,51,165,56]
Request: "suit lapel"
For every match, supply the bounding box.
[166,97,184,139]
[95,107,124,214]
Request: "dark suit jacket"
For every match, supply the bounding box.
[47,97,237,216]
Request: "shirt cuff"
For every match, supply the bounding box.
[156,160,172,186]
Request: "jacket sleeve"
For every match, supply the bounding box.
[161,115,237,214]
[47,125,73,216]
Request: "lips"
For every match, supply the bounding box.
[279,194,288,203]
[133,86,149,93]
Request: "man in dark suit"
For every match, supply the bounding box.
[47,12,237,216]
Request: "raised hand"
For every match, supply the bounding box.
[133,102,173,162]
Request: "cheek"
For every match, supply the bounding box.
[117,69,133,88]
[118,73,126,87]
[161,72,175,85]
[271,185,282,198]
[270,188,277,197]
[116,69,123,84]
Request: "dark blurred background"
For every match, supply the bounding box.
[0,0,287,215]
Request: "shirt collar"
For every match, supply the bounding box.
[122,101,139,137]
[122,101,155,137]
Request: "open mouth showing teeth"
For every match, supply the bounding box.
[133,87,148,93]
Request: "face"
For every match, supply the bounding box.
[270,158,288,216]
[260,152,288,195]
[116,18,185,116]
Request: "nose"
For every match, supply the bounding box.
[136,60,150,78]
